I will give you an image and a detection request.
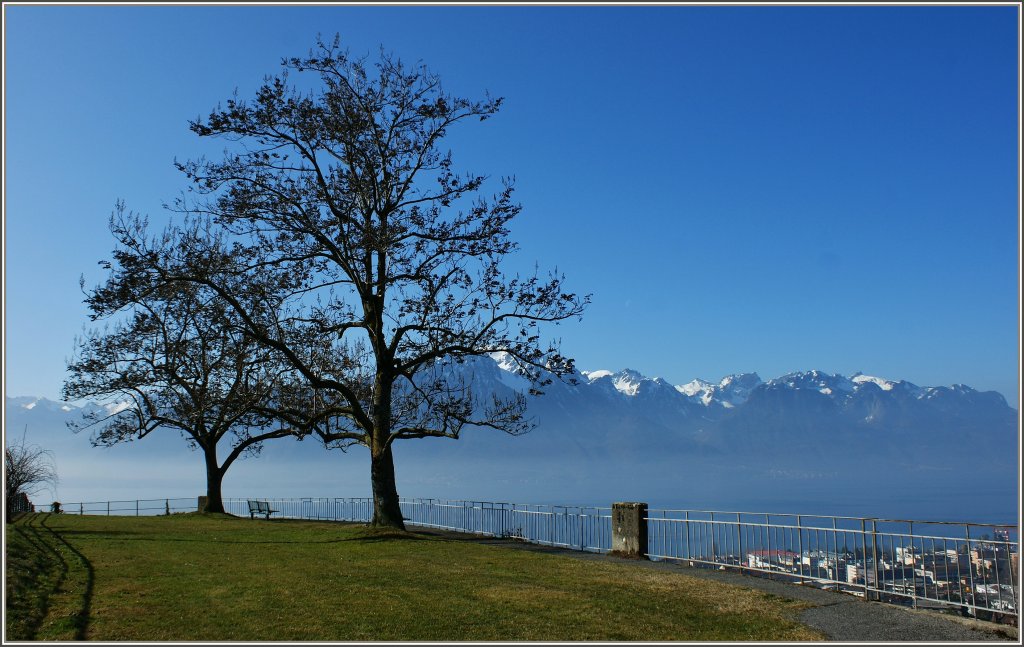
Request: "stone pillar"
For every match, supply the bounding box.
[611,502,648,559]
[197,496,208,512]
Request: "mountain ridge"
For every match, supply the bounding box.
[6,363,1014,415]
[4,359,1018,522]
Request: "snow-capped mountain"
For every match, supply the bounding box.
[554,364,1013,427]
[674,373,764,409]
[438,360,1017,520]
[4,359,1017,521]
[5,397,130,439]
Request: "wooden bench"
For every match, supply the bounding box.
[247,499,279,520]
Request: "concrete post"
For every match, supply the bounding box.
[197,496,208,512]
[611,502,648,559]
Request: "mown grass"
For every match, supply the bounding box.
[6,512,825,641]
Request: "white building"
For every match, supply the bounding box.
[846,563,876,585]
[895,546,919,565]
[747,550,800,570]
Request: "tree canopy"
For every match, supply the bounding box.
[64,209,304,513]
[84,36,587,527]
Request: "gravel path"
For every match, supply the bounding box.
[419,530,1018,642]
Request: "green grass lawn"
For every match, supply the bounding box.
[6,512,824,641]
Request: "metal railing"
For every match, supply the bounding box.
[33,496,1017,623]
[646,509,1018,623]
[399,499,612,553]
[32,498,197,516]
[221,497,613,553]
[222,496,373,523]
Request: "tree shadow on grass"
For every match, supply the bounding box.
[337,534,434,545]
[6,514,95,640]
[7,522,61,640]
[38,514,95,640]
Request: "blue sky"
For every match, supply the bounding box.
[3,4,1020,407]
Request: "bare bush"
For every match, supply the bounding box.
[5,430,58,521]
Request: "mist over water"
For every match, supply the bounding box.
[9,397,1017,527]
[393,457,1018,525]
[30,447,1020,525]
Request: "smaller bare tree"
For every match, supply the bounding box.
[64,210,307,513]
[5,429,58,521]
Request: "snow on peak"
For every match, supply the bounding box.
[104,401,135,416]
[673,374,763,407]
[852,374,894,391]
[482,352,532,392]
[769,370,854,394]
[719,373,763,390]
[676,379,714,397]
[717,373,763,406]
[676,379,716,406]
[612,369,645,396]
[489,351,522,373]
[582,368,658,396]
[14,397,83,413]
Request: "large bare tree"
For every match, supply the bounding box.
[137,36,587,528]
[64,212,304,513]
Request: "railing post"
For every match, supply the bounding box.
[831,517,839,584]
[579,512,585,551]
[610,502,648,559]
[80,503,84,515]
[107,501,110,516]
[797,515,804,584]
[710,511,716,565]
[548,507,554,546]
[136,500,139,516]
[870,519,880,602]
[859,518,867,596]
[736,513,743,573]
[965,524,976,614]
[909,521,918,610]
[684,510,690,563]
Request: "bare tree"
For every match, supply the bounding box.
[122,36,587,528]
[64,211,305,513]
[5,429,58,521]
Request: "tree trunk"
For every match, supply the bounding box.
[203,449,226,514]
[370,443,405,529]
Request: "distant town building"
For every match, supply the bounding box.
[846,564,875,585]
[747,549,800,570]
[895,546,918,565]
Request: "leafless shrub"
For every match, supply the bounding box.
[5,429,58,521]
